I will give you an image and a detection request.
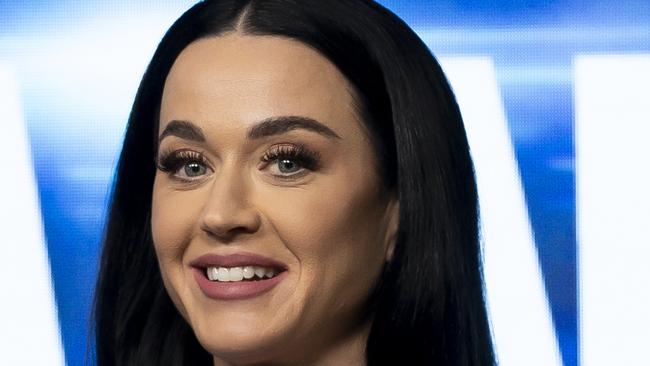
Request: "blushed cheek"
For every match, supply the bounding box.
[150,183,197,318]
[151,182,197,260]
[273,176,387,301]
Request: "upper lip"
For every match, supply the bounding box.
[189,252,288,271]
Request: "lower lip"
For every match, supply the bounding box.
[192,268,286,300]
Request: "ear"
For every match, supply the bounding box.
[384,197,399,263]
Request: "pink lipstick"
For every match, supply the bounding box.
[190,253,288,300]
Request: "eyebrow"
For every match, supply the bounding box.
[159,120,206,143]
[247,116,340,140]
[158,116,341,144]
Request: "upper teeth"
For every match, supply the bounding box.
[206,266,277,282]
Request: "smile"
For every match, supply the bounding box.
[190,252,288,300]
[205,266,279,282]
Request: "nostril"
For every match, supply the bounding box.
[198,201,262,240]
[200,222,260,242]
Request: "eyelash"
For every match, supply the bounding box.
[156,149,211,179]
[155,144,321,181]
[261,144,321,175]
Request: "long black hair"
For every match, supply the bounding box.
[93,1,495,364]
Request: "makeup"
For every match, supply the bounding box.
[151,34,398,363]
[190,253,288,300]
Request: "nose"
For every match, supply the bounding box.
[199,165,261,241]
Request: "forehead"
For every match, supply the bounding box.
[160,33,362,137]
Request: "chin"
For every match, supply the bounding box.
[191,315,293,364]
[198,337,286,364]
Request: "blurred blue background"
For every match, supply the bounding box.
[1,1,649,365]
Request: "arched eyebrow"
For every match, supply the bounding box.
[158,116,341,145]
[247,116,341,140]
[159,120,206,143]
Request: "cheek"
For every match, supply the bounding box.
[262,171,387,305]
[150,179,204,310]
[151,180,202,259]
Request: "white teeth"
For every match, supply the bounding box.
[254,267,265,278]
[206,266,279,282]
[243,266,255,279]
[229,267,244,281]
[217,267,230,282]
[207,267,218,281]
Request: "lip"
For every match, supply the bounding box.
[190,252,288,301]
[190,252,288,270]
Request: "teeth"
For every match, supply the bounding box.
[207,267,218,281]
[254,267,265,278]
[243,266,255,279]
[206,266,279,282]
[218,267,230,282]
[229,267,244,281]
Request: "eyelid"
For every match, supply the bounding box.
[259,143,321,179]
[261,143,321,168]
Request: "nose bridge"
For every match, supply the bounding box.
[200,159,260,238]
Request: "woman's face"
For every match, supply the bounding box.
[152,33,398,364]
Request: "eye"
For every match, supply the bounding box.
[277,158,301,174]
[183,162,208,177]
[261,144,320,178]
[156,149,212,181]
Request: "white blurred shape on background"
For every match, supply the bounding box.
[441,57,563,366]
[576,54,650,366]
[0,66,65,366]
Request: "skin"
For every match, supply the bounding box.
[151,33,399,366]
